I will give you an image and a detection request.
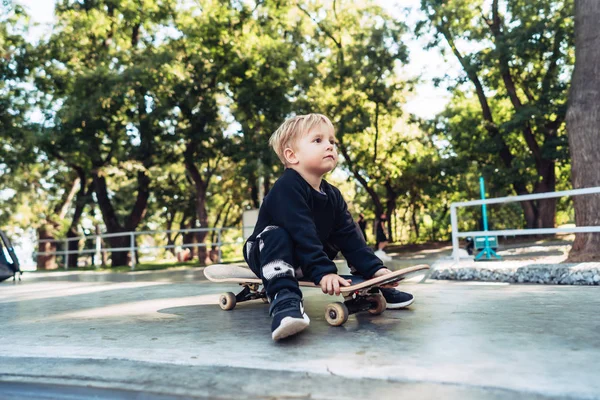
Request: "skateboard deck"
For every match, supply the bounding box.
[204,263,429,326]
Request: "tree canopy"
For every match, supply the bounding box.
[0,0,587,266]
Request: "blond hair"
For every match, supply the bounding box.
[269,113,335,166]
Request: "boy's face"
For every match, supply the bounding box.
[285,123,338,177]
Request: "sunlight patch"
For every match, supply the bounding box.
[44,294,220,321]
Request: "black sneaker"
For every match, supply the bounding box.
[380,288,414,309]
[269,289,310,341]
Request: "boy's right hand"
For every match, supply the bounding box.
[319,274,351,296]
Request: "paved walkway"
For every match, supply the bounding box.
[1,266,599,399]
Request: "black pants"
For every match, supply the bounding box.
[243,226,366,301]
[243,226,304,300]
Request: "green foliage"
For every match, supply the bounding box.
[0,6,54,230]
[226,1,304,204]
[0,0,580,262]
[418,0,574,229]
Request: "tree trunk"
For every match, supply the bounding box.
[433,204,450,242]
[248,170,260,209]
[95,224,108,267]
[37,175,81,269]
[184,156,213,265]
[165,211,177,257]
[337,141,385,215]
[518,162,558,231]
[93,173,130,267]
[411,202,420,240]
[384,180,396,242]
[37,224,58,270]
[209,200,231,262]
[93,171,149,267]
[65,176,93,268]
[263,174,271,198]
[66,229,79,268]
[528,158,556,229]
[106,235,130,267]
[178,211,196,260]
[566,0,600,262]
[182,231,197,259]
[194,186,210,264]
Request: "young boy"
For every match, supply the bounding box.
[243,114,414,341]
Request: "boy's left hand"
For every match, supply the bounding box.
[373,267,399,288]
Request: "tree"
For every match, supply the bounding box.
[226,1,304,207]
[419,0,574,229]
[157,0,243,264]
[0,5,35,228]
[148,164,197,257]
[297,0,412,235]
[35,0,177,267]
[0,5,74,269]
[566,0,600,262]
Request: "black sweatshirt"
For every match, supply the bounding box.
[246,168,384,284]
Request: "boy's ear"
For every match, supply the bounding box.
[283,147,298,165]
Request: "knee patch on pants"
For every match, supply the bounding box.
[262,260,295,281]
[257,225,279,251]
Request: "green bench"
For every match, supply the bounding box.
[474,236,498,251]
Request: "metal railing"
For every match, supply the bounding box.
[36,227,248,270]
[451,186,600,262]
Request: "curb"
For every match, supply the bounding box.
[429,260,600,285]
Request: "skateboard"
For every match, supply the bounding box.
[204,263,429,326]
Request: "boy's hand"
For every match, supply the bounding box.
[373,267,399,288]
[319,274,352,296]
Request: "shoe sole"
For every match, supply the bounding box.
[272,314,310,341]
[386,298,414,309]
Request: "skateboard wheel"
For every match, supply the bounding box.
[325,302,349,326]
[367,293,387,315]
[219,292,236,310]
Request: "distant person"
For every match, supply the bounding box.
[357,213,367,241]
[465,237,474,255]
[375,213,392,262]
[243,114,414,341]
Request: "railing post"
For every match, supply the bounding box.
[217,229,222,263]
[451,204,460,263]
[64,239,69,270]
[95,235,101,268]
[130,232,136,270]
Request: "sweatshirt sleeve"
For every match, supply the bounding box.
[265,179,338,285]
[328,187,384,279]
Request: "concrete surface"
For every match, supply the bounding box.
[1,265,599,399]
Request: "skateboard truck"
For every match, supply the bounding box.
[220,283,268,311]
[325,288,387,326]
[219,284,386,326]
